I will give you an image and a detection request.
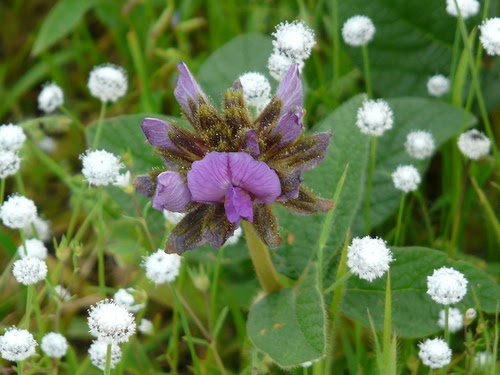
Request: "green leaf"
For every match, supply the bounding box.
[275,95,370,278]
[354,97,477,232]
[32,0,97,56]
[198,33,274,105]
[247,264,327,368]
[341,247,500,338]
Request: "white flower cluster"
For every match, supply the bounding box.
[88,64,128,103]
[0,124,25,179]
[12,256,48,285]
[427,75,450,97]
[446,0,480,19]
[268,21,315,81]
[88,340,122,370]
[143,250,182,285]
[0,327,37,362]
[438,308,463,333]
[87,299,136,344]
[427,267,468,305]
[356,99,394,136]
[392,165,421,193]
[113,288,145,313]
[347,236,393,282]
[18,238,48,259]
[418,337,452,369]
[41,332,68,359]
[138,319,153,335]
[0,150,21,179]
[405,131,435,159]
[480,18,500,56]
[38,82,64,114]
[457,129,491,160]
[80,149,123,186]
[342,15,376,47]
[0,195,37,229]
[238,72,271,111]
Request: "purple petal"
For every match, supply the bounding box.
[187,152,231,203]
[133,174,156,198]
[153,171,192,212]
[224,185,254,223]
[244,129,260,158]
[174,62,208,120]
[141,118,180,151]
[276,64,302,116]
[270,108,304,148]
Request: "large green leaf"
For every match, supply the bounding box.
[340,247,500,338]
[32,0,97,56]
[247,264,327,368]
[353,97,477,232]
[275,95,370,278]
[198,33,274,105]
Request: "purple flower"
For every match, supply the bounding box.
[134,62,333,253]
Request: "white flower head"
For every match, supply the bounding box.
[17,238,48,259]
[87,299,136,344]
[143,250,181,285]
[272,21,315,61]
[80,149,123,186]
[37,136,57,154]
[427,75,450,97]
[24,216,51,243]
[0,150,21,179]
[88,64,128,103]
[0,195,37,229]
[0,327,37,362]
[267,53,304,82]
[88,340,122,370]
[405,131,435,159]
[12,257,48,285]
[225,227,243,246]
[163,210,185,225]
[41,332,68,359]
[347,236,393,282]
[38,83,64,114]
[427,267,468,305]
[113,170,131,187]
[238,72,271,110]
[0,124,26,152]
[138,319,153,335]
[418,337,452,369]
[479,18,500,55]
[342,15,376,47]
[474,351,493,369]
[356,99,394,136]
[113,288,145,313]
[446,0,480,19]
[465,308,477,320]
[392,165,421,193]
[457,129,491,160]
[54,285,71,301]
[438,308,463,333]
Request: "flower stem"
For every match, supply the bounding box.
[361,45,373,98]
[394,193,406,246]
[444,305,450,344]
[92,101,107,150]
[24,284,34,330]
[331,0,340,83]
[17,361,24,375]
[414,190,435,247]
[0,178,5,205]
[241,221,283,294]
[382,271,393,373]
[364,137,377,235]
[59,105,85,131]
[104,344,112,375]
[97,186,106,297]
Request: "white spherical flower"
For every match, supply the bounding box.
[0,150,21,179]
[457,129,491,160]
[465,308,477,320]
[342,15,376,47]
[88,299,136,344]
[163,210,185,225]
[41,332,68,359]
[0,195,37,229]
[427,267,468,305]
[356,99,394,136]
[138,319,153,335]
[347,236,393,282]
[113,170,131,187]
[54,285,72,301]
[392,165,421,193]
[17,238,48,259]
[80,149,123,186]
[405,131,435,159]
[0,124,26,152]
[272,21,315,61]
[479,18,500,55]
[113,288,145,313]
[239,72,271,110]
[38,83,64,114]
[24,216,51,243]
[143,250,181,285]
[438,308,463,333]
[0,327,37,362]
[12,257,48,285]
[267,53,304,82]
[474,351,493,369]
[37,136,57,154]
[88,64,128,103]
[418,337,452,369]
[88,340,122,371]
[225,227,243,246]
[427,75,450,97]
[446,0,480,19]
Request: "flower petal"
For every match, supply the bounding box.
[269,108,304,149]
[141,118,179,150]
[276,64,302,116]
[153,171,192,212]
[276,168,302,201]
[133,174,157,198]
[187,152,231,203]
[174,62,208,121]
[243,129,260,158]
[224,185,254,223]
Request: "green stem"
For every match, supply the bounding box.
[323,271,353,295]
[331,0,340,83]
[92,101,107,150]
[470,177,500,245]
[97,186,106,297]
[394,193,406,246]
[449,161,470,257]
[209,247,224,331]
[382,271,392,374]
[15,171,25,195]
[59,105,85,131]
[414,190,435,247]
[32,286,44,338]
[361,45,373,98]
[449,20,461,98]
[0,178,5,205]
[104,344,112,375]
[18,361,24,375]
[241,221,283,294]
[444,305,450,344]
[24,284,34,330]
[66,186,85,240]
[364,137,377,235]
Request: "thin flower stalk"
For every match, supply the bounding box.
[104,344,112,375]
[92,101,107,150]
[470,177,500,246]
[382,272,394,374]
[361,45,373,98]
[365,137,377,234]
[97,186,106,297]
[394,193,405,246]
